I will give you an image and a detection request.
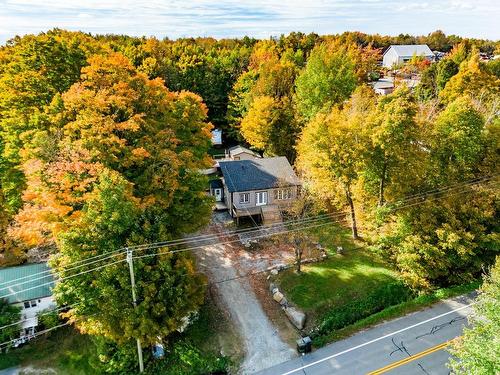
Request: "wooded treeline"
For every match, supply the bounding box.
[0,28,498,371]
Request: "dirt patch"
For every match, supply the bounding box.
[19,368,57,375]
[194,218,297,374]
[203,288,245,371]
[249,274,300,348]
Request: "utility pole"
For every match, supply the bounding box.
[126,248,144,373]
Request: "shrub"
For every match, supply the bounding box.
[315,281,413,336]
[37,309,60,331]
[0,299,21,346]
[145,342,229,375]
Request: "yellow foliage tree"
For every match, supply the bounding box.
[296,86,376,238]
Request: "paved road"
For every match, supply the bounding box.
[0,368,20,375]
[257,293,476,375]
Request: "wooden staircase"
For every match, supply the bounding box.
[261,205,282,225]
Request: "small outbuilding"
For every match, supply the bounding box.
[372,78,394,95]
[226,145,261,160]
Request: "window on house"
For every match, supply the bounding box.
[275,189,292,200]
[239,193,250,203]
[24,300,37,308]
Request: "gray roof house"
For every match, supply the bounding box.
[383,44,434,68]
[216,157,301,224]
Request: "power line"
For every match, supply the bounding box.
[133,216,350,261]
[385,174,498,205]
[2,173,495,289]
[132,179,498,261]
[2,177,497,299]
[0,258,126,300]
[0,214,346,301]
[0,322,71,350]
[0,212,343,291]
[278,303,475,375]
[0,213,344,289]
[0,303,79,331]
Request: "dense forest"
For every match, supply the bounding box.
[0,28,498,372]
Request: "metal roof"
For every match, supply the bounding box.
[372,78,394,89]
[0,263,55,304]
[384,44,433,57]
[219,156,300,193]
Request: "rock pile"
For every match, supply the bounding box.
[269,282,306,330]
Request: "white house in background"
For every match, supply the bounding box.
[211,129,223,145]
[383,45,434,68]
[0,263,56,341]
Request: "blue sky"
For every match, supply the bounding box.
[1,0,499,44]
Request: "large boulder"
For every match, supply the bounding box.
[285,307,306,330]
[273,291,285,303]
[269,282,277,293]
[279,297,289,307]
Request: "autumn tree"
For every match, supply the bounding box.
[378,185,499,289]
[294,42,357,121]
[227,48,299,139]
[228,44,302,154]
[448,256,500,374]
[0,30,109,264]
[297,86,375,238]
[430,97,485,183]
[53,170,206,345]
[0,29,106,215]
[240,96,299,160]
[131,37,253,132]
[11,53,212,346]
[424,30,452,51]
[364,87,420,206]
[439,52,500,105]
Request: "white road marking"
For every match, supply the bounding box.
[280,303,474,375]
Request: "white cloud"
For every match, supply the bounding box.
[0,0,499,43]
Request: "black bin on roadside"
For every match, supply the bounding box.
[296,336,312,354]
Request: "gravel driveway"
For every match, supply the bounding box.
[195,214,296,374]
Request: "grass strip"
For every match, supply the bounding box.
[313,280,480,347]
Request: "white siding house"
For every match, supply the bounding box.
[383,45,434,68]
[0,263,56,341]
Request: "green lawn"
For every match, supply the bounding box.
[275,223,478,347]
[277,224,402,318]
